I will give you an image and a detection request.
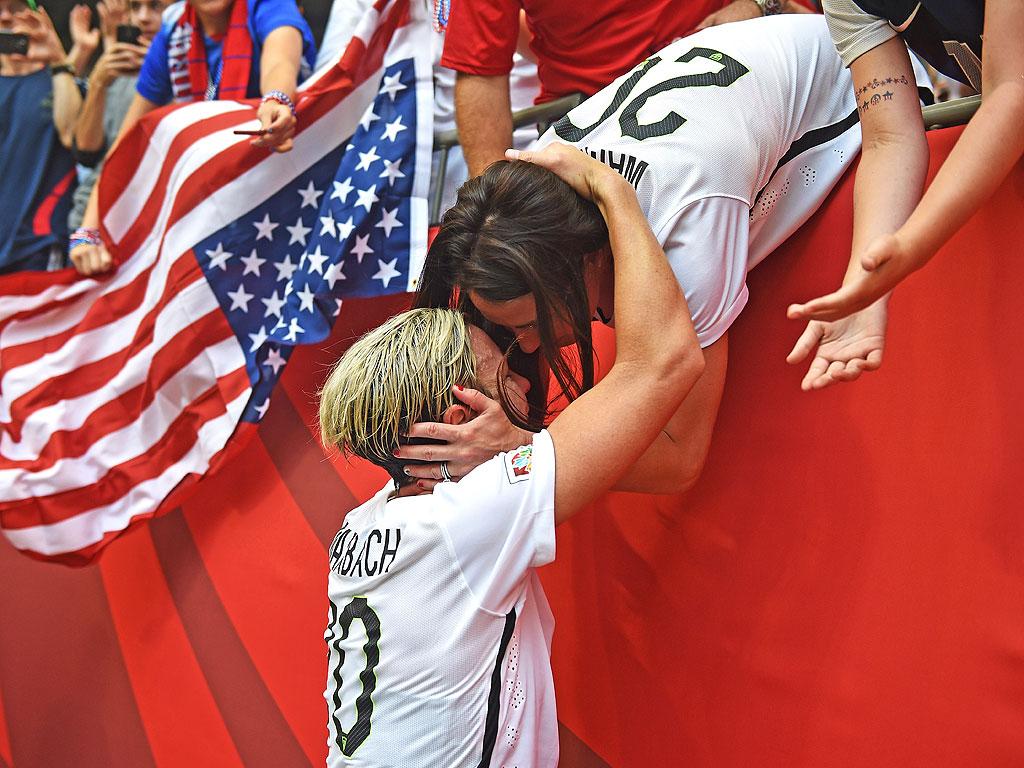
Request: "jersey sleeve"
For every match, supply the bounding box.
[135,24,173,105]
[439,0,520,76]
[822,0,897,68]
[431,430,556,615]
[658,196,751,349]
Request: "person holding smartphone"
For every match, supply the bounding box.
[0,0,92,274]
[68,0,163,230]
[68,0,317,276]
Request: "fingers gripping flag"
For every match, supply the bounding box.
[0,0,431,565]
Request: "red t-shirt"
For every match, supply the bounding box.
[440,0,730,102]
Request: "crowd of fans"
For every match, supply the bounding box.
[0,0,315,276]
[2,0,1005,280]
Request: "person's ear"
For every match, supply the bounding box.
[441,403,471,425]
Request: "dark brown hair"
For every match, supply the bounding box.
[415,160,609,428]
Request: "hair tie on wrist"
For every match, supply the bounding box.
[261,90,296,117]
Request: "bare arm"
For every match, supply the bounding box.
[611,335,727,494]
[788,0,1024,321]
[786,35,927,387]
[71,92,158,274]
[455,73,513,177]
[252,25,303,153]
[890,0,1024,269]
[75,43,147,156]
[508,146,704,523]
[696,0,811,31]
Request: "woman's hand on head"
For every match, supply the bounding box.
[506,143,626,204]
[395,386,534,491]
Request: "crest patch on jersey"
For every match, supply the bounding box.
[504,445,533,484]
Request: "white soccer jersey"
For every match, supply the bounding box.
[324,431,558,768]
[535,15,895,347]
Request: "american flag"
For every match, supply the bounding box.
[0,0,431,565]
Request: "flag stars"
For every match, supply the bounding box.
[331,176,354,203]
[252,213,278,241]
[254,400,270,419]
[274,255,298,283]
[319,211,337,238]
[297,283,316,312]
[306,244,328,274]
[334,299,343,317]
[286,217,312,246]
[240,248,265,276]
[355,185,378,212]
[248,326,268,353]
[359,105,380,131]
[284,317,305,342]
[325,261,346,290]
[380,72,407,101]
[356,145,381,172]
[376,208,403,238]
[336,216,355,242]
[297,180,323,209]
[205,242,233,271]
[264,347,286,374]
[381,116,407,142]
[350,234,374,263]
[262,289,286,318]
[379,158,405,186]
[372,257,401,288]
[227,284,254,312]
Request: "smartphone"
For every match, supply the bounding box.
[116,24,142,45]
[0,31,30,56]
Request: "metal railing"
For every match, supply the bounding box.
[430,93,583,224]
[430,92,982,224]
[922,94,981,130]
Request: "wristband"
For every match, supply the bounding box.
[261,90,295,116]
[69,227,101,250]
[51,62,77,78]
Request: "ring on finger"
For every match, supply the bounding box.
[440,462,452,482]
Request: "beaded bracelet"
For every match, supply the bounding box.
[261,90,296,117]
[69,227,102,251]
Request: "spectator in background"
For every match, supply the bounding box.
[0,1,92,274]
[69,0,317,276]
[787,0,1024,390]
[441,0,812,178]
[68,0,162,230]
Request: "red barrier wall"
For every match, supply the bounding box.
[0,126,1021,767]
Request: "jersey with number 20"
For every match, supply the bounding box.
[537,15,896,348]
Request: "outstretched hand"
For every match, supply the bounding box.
[787,233,920,322]
[395,386,533,492]
[787,302,888,391]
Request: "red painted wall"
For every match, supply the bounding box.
[0,126,1021,767]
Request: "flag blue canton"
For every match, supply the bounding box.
[192,58,421,423]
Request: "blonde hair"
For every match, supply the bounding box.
[318,308,481,470]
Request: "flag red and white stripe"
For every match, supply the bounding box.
[0,0,427,565]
